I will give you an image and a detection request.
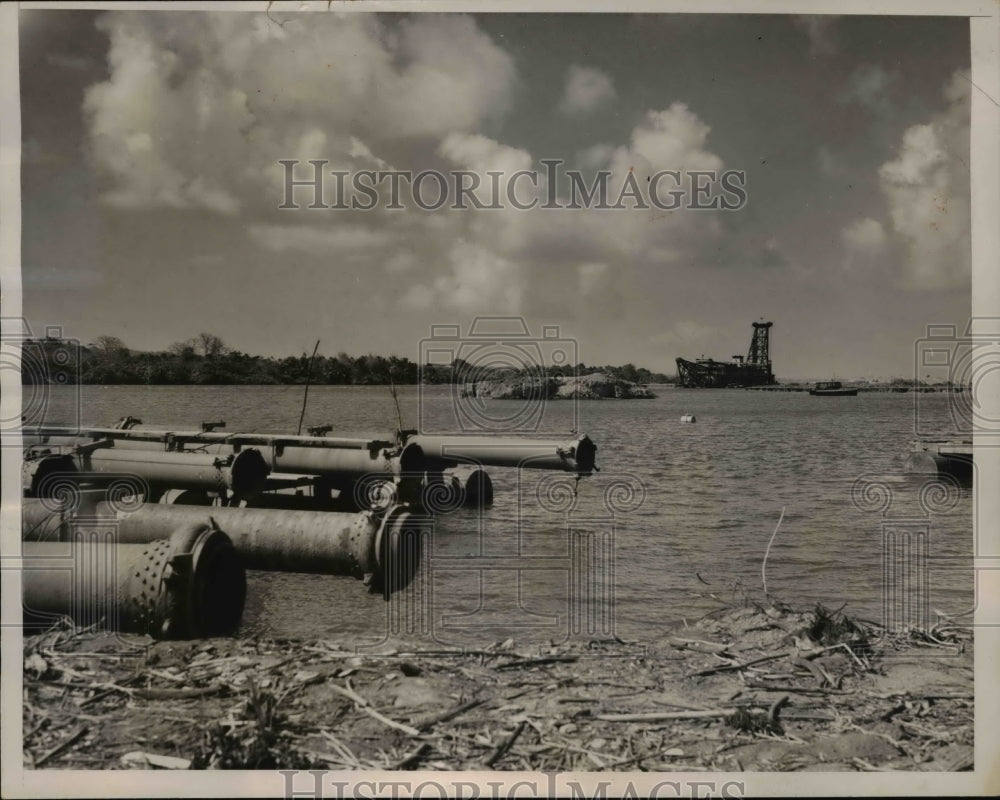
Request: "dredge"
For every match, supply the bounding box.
[675,321,776,388]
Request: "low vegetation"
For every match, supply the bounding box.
[20,334,673,387]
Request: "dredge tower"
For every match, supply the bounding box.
[675,321,776,388]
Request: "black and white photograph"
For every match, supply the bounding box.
[2,1,998,797]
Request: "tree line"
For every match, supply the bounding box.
[20,334,675,386]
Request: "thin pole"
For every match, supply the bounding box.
[297,340,321,436]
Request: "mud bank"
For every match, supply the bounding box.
[22,601,972,772]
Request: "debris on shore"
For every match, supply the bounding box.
[22,599,972,772]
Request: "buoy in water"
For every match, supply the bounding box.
[680,414,696,423]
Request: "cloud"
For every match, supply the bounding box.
[81,12,750,335]
[842,218,887,251]
[558,65,616,115]
[793,15,837,57]
[83,12,516,215]
[841,218,887,269]
[877,71,970,288]
[617,104,724,174]
[402,241,522,314]
[839,64,897,114]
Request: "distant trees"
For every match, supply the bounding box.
[23,333,674,386]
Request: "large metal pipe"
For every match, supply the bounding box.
[23,424,598,484]
[71,447,270,498]
[22,453,78,498]
[267,446,398,486]
[420,467,494,511]
[22,425,393,452]
[21,521,245,638]
[400,433,597,475]
[22,499,423,594]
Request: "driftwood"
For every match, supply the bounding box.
[484,721,527,767]
[33,726,88,767]
[21,597,974,772]
[326,682,421,737]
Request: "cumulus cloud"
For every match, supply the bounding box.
[83,11,741,328]
[841,218,887,269]
[843,218,887,251]
[877,71,970,288]
[559,65,616,115]
[402,241,522,314]
[83,12,516,215]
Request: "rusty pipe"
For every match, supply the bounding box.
[22,499,423,594]
[21,521,245,638]
[22,453,78,498]
[419,467,494,511]
[400,433,597,476]
[71,447,269,498]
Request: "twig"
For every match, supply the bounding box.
[320,730,362,767]
[745,682,852,696]
[484,720,527,768]
[40,649,137,661]
[852,756,893,772]
[595,709,739,722]
[494,655,578,671]
[134,685,224,700]
[414,697,483,731]
[33,725,88,767]
[686,652,789,677]
[668,637,732,654]
[792,656,830,686]
[327,683,420,737]
[144,668,186,684]
[767,695,789,727]
[761,506,786,596]
[393,742,431,770]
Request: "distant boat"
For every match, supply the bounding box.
[809,380,857,397]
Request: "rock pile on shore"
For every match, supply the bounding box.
[463,372,654,400]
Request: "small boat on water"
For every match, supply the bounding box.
[809,380,857,397]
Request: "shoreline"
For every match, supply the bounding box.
[22,599,973,772]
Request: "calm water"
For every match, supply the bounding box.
[29,384,974,648]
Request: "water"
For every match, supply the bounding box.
[28,384,974,648]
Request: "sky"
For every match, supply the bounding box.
[17,10,972,381]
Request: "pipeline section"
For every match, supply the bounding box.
[22,499,423,594]
[21,520,245,639]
